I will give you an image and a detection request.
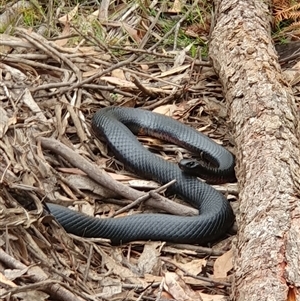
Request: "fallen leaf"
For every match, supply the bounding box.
[80,202,95,216]
[138,242,162,275]
[99,277,122,298]
[168,0,182,13]
[177,258,207,276]
[112,68,126,79]
[123,23,142,43]
[153,104,178,116]
[0,271,18,287]
[15,290,49,301]
[101,76,135,88]
[157,64,190,78]
[55,22,71,47]
[213,249,233,279]
[58,4,79,24]
[98,248,146,285]
[140,64,149,70]
[164,272,203,301]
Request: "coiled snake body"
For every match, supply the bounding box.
[47,107,235,245]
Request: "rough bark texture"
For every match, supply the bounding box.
[210,1,300,300]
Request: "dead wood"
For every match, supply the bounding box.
[0,1,243,300]
[210,0,300,300]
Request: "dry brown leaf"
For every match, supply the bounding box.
[79,202,95,216]
[77,46,99,54]
[173,49,187,68]
[101,76,136,88]
[137,242,162,275]
[112,68,126,79]
[98,248,146,285]
[0,106,14,138]
[213,249,233,279]
[55,23,71,47]
[168,0,183,13]
[140,64,149,70]
[0,271,18,287]
[144,273,163,283]
[99,277,122,298]
[22,88,47,122]
[153,104,179,116]
[57,167,87,175]
[83,68,102,78]
[15,290,49,301]
[123,23,142,43]
[177,258,207,276]
[164,272,203,301]
[58,4,79,24]
[87,9,99,22]
[157,64,190,78]
[0,62,27,81]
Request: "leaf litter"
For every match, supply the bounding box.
[0,0,248,300]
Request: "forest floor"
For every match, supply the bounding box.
[1,1,300,300]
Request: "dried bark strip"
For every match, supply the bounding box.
[210,0,300,300]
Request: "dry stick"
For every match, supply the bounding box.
[2,56,68,73]
[123,67,182,87]
[48,164,87,199]
[30,82,74,93]
[0,39,33,48]
[0,248,86,301]
[0,279,72,299]
[83,245,93,283]
[32,83,135,98]
[16,28,83,107]
[142,94,178,110]
[16,29,81,79]
[168,243,225,257]
[82,84,136,98]
[112,179,176,217]
[161,258,231,287]
[66,104,87,142]
[109,46,171,57]
[131,74,158,98]
[138,4,162,49]
[58,55,137,95]
[39,137,198,216]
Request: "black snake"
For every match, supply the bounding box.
[47,107,235,245]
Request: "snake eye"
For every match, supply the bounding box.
[179,159,200,170]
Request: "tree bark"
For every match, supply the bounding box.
[210,0,300,300]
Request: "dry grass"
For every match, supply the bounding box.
[273,0,300,41]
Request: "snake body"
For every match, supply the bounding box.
[47,107,235,245]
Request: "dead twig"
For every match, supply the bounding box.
[161,257,231,287]
[112,179,177,216]
[131,74,158,98]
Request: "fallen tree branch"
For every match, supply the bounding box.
[38,137,198,216]
[210,0,300,300]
